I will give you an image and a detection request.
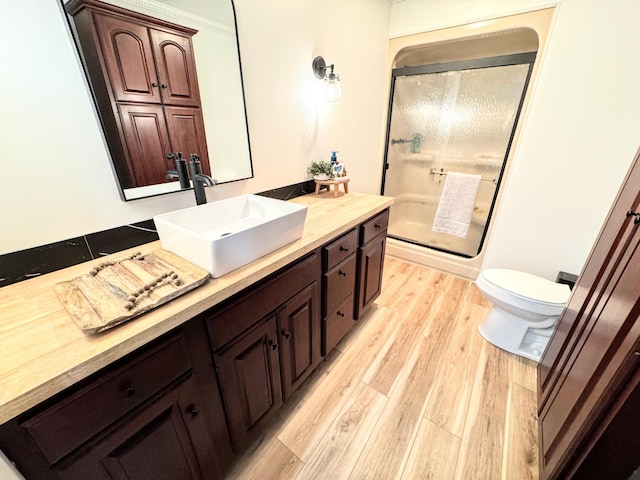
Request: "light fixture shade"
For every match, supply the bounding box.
[313,56,342,102]
[325,74,342,102]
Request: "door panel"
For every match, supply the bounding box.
[214,314,282,451]
[117,103,172,187]
[94,13,161,104]
[278,283,321,399]
[164,106,210,175]
[150,29,200,107]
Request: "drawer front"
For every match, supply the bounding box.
[22,332,192,465]
[323,228,358,271]
[323,254,357,317]
[322,293,355,355]
[208,251,320,350]
[360,209,389,246]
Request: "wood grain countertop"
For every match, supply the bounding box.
[0,192,393,425]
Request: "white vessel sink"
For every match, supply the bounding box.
[154,195,308,278]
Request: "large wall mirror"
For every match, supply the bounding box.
[62,0,253,201]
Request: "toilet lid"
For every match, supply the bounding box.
[481,268,571,305]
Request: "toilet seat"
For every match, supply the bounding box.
[479,268,570,306]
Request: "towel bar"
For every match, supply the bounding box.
[430,168,496,184]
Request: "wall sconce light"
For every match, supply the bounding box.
[312,56,342,102]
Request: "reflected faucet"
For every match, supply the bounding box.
[189,154,216,205]
[166,152,191,189]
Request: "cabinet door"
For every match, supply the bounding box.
[538,151,640,479]
[277,283,321,400]
[165,106,210,176]
[94,13,161,104]
[58,376,221,480]
[355,232,387,319]
[117,103,173,187]
[214,314,283,451]
[150,29,201,107]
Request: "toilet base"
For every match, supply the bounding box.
[478,306,558,362]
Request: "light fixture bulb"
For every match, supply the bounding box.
[325,73,342,102]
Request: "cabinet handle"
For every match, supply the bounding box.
[186,405,200,418]
[339,246,349,252]
[339,270,347,277]
[337,311,345,318]
[151,82,158,87]
[374,223,382,229]
[270,342,279,350]
[282,330,292,339]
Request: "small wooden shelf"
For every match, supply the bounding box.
[314,177,350,197]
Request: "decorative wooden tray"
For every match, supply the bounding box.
[53,249,209,334]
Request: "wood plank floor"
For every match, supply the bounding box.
[224,256,539,480]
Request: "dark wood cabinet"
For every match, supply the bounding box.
[57,375,219,480]
[214,314,283,452]
[537,148,640,480]
[355,209,389,319]
[278,282,321,400]
[206,252,321,451]
[0,211,390,478]
[0,328,227,480]
[321,229,358,355]
[65,0,210,188]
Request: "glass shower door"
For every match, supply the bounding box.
[382,55,534,257]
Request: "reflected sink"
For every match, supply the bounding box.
[154,195,308,278]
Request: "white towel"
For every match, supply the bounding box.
[432,172,481,238]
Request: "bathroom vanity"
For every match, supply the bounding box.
[0,192,392,479]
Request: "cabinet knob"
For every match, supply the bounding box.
[338,270,347,277]
[282,330,292,339]
[121,384,136,399]
[151,82,158,87]
[270,342,279,350]
[339,246,349,252]
[161,84,168,88]
[337,311,345,318]
[374,223,382,229]
[186,405,200,417]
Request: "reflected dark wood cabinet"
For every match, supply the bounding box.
[65,0,210,188]
[538,149,640,480]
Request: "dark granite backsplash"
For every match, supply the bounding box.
[0,181,315,288]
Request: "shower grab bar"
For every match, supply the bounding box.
[430,168,497,183]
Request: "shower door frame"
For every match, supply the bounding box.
[380,53,536,258]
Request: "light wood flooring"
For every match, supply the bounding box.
[224,256,539,480]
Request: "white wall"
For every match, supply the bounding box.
[0,0,390,255]
[389,0,640,279]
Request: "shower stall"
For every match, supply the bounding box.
[381,53,535,258]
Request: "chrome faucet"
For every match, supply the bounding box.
[189,154,216,205]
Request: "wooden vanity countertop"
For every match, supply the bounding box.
[0,192,393,424]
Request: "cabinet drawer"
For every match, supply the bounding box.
[208,252,320,350]
[323,254,357,317]
[360,209,389,246]
[22,332,191,465]
[323,228,358,271]
[322,294,355,355]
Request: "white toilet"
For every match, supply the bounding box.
[475,268,571,362]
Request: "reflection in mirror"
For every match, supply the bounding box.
[62,0,253,201]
